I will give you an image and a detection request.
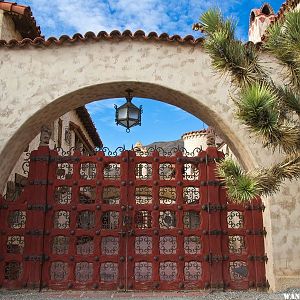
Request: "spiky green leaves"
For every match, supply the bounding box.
[199,9,265,87]
[265,11,300,90]
[237,83,300,153]
[217,158,260,203]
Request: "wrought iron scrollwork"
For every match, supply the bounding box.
[50,261,68,281]
[227,211,244,229]
[75,262,93,282]
[159,236,177,254]
[135,262,152,281]
[184,236,201,254]
[4,261,22,280]
[159,261,177,281]
[76,236,94,255]
[184,261,202,281]
[8,211,26,229]
[159,211,176,229]
[77,211,95,229]
[101,236,119,255]
[100,262,118,282]
[135,236,152,255]
[159,187,176,205]
[7,236,25,254]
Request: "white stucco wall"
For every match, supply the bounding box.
[0,38,299,291]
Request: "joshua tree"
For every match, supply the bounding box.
[193,9,300,203]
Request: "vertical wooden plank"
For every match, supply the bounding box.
[23,146,50,289]
[206,146,223,289]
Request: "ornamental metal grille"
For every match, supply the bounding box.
[0,146,266,291]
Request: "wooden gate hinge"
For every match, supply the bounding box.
[31,155,50,162]
[202,204,227,212]
[248,255,268,262]
[204,253,228,264]
[245,204,266,211]
[29,179,53,185]
[26,230,49,236]
[24,254,49,262]
[27,204,52,212]
[246,228,267,236]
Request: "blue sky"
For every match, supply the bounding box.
[21,0,284,150]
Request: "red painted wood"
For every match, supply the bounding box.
[0,146,266,291]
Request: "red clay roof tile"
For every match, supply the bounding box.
[0,1,41,39]
[0,30,204,48]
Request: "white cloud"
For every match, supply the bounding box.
[22,0,243,37]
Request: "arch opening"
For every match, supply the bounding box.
[0,81,255,193]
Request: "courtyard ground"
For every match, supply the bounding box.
[0,289,299,300]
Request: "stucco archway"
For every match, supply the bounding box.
[0,33,299,291]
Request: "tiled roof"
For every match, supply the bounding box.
[0,30,204,48]
[181,130,207,139]
[75,107,102,149]
[0,1,41,39]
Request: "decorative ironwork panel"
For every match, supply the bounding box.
[184,236,201,255]
[159,211,176,229]
[57,163,73,180]
[76,236,94,255]
[50,262,68,281]
[75,262,93,282]
[7,236,24,254]
[103,186,120,205]
[101,211,119,230]
[100,262,118,282]
[54,211,70,229]
[135,210,152,229]
[8,211,26,229]
[52,236,69,255]
[55,186,72,204]
[229,236,246,254]
[77,211,95,230]
[135,186,152,204]
[159,163,175,180]
[103,163,120,180]
[6,147,265,291]
[227,211,244,229]
[135,236,152,255]
[183,164,199,181]
[183,187,200,204]
[4,262,22,280]
[136,163,152,180]
[80,163,97,180]
[135,262,152,281]
[101,236,119,255]
[79,186,96,204]
[159,262,177,281]
[159,236,177,255]
[183,211,200,229]
[229,261,248,280]
[159,187,176,205]
[184,261,202,281]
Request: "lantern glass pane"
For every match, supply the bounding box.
[129,109,139,120]
[120,119,129,127]
[118,107,128,119]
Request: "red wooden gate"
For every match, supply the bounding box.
[0,145,267,291]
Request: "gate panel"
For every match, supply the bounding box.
[0,144,267,291]
[42,150,128,290]
[127,150,209,291]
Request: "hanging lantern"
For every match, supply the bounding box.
[114,89,142,133]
